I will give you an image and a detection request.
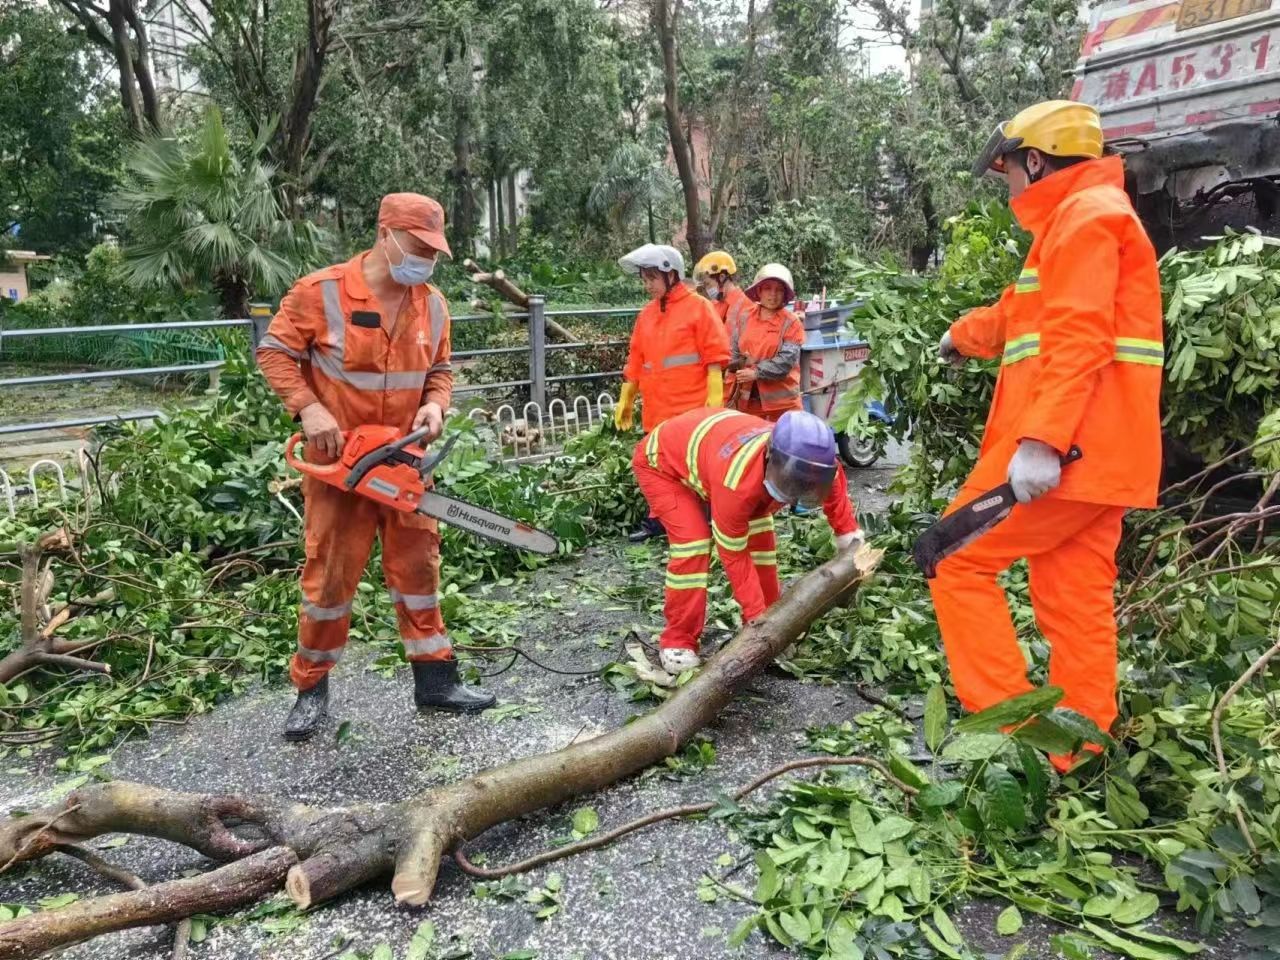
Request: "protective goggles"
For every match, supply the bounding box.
[764,448,837,510]
[972,122,1024,179]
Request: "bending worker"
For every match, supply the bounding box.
[614,243,730,543]
[257,192,495,742]
[932,101,1163,769]
[694,250,751,329]
[728,263,804,420]
[633,407,862,673]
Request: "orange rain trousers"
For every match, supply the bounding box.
[927,486,1125,743]
[291,476,451,690]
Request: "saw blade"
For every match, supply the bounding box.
[417,491,559,555]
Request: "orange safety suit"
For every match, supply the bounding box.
[257,253,457,691]
[715,285,752,329]
[728,303,804,420]
[930,156,1164,749]
[632,408,858,652]
[623,283,731,432]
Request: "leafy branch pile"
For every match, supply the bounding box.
[0,353,643,753]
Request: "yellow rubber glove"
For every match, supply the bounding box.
[705,364,724,408]
[614,381,637,430]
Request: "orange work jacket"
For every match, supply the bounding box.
[623,283,731,432]
[639,408,857,619]
[256,252,453,434]
[729,304,804,413]
[948,156,1163,508]
[715,285,752,329]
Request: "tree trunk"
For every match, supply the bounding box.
[655,0,704,262]
[487,179,498,257]
[279,0,339,204]
[506,170,519,255]
[0,548,880,955]
[496,175,506,259]
[106,0,145,135]
[119,0,161,131]
[707,0,757,243]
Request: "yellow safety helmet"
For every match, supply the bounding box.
[693,251,738,280]
[972,100,1104,178]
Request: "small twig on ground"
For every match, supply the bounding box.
[0,804,82,875]
[53,843,146,890]
[1210,634,1280,862]
[452,754,917,879]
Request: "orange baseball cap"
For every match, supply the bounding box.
[378,193,451,259]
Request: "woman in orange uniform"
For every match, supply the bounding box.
[694,251,751,330]
[727,263,804,421]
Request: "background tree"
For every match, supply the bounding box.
[52,0,163,134]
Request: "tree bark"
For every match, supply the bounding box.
[495,175,507,258]
[506,170,519,255]
[279,0,339,202]
[461,260,575,343]
[106,0,146,135]
[0,547,879,954]
[119,0,161,131]
[488,179,499,257]
[655,0,704,262]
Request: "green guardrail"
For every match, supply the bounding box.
[0,328,226,367]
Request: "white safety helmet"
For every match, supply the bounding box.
[618,243,685,279]
[746,263,796,303]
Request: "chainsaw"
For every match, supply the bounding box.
[284,424,559,555]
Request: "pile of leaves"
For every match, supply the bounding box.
[0,350,643,753]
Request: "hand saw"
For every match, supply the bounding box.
[284,424,560,555]
[912,445,1082,579]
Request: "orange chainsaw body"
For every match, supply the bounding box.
[283,424,429,513]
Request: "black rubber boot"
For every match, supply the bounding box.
[283,675,328,742]
[628,516,666,544]
[413,660,496,712]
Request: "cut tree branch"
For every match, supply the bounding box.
[462,259,574,343]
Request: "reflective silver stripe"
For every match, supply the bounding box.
[663,353,700,369]
[258,333,305,360]
[296,645,342,664]
[389,589,438,610]
[759,384,800,398]
[321,279,346,361]
[427,293,448,356]
[310,347,428,392]
[403,633,452,657]
[428,362,453,374]
[302,599,352,621]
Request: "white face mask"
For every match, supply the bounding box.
[386,231,435,286]
[704,283,721,301]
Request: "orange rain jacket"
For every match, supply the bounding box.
[715,284,752,328]
[729,304,804,415]
[637,408,857,621]
[623,283,731,432]
[256,252,453,434]
[948,156,1164,508]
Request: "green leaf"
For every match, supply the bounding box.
[571,808,599,837]
[1082,921,1187,960]
[38,893,80,910]
[1229,874,1260,915]
[875,815,915,843]
[1112,893,1161,925]
[889,752,930,789]
[1122,926,1205,954]
[933,905,963,946]
[844,856,883,892]
[407,921,436,960]
[1082,894,1117,918]
[828,915,863,958]
[954,687,1063,734]
[370,945,393,960]
[983,765,1026,831]
[942,733,1006,761]
[921,920,964,960]
[917,781,963,809]
[924,685,948,752]
[779,909,813,945]
[849,801,882,854]
[727,915,757,948]
[818,848,852,888]
[1017,742,1048,818]
[996,905,1024,935]
[1003,944,1031,960]
[755,851,780,902]
[1011,715,1080,754]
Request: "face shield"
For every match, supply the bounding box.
[972,122,1024,179]
[764,447,837,510]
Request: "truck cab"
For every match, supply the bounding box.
[1075,0,1280,249]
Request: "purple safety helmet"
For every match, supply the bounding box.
[766,411,838,508]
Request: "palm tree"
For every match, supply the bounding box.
[115,107,329,318]
[588,141,680,244]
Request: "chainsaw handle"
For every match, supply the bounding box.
[1062,445,1083,466]
[284,432,350,482]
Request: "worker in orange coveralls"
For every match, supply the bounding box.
[727,263,805,421]
[931,101,1163,770]
[633,407,863,674]
[614,243,731,543]
[693,250,751,329]
[257,193,495,742]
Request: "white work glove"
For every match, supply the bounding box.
[1007,439,1063,504]
[938,330,965,367]
[835,530,865,552]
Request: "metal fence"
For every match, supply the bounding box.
[0,298,636,438]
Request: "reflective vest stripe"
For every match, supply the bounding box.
[302,599,352,621]
[313,278,435,392]
[403,633,452,657]
[758,383,801,400]
[1002,333,1041,365]
[663,352,701,369]
[258,333,306,360]
[1003,334,1165,368]
[750,550,777,566]
[645,424,664,468]
[712,522,749,552]
[1015,267,1040,294]
[389,589,438,610]
[748,516,775,534]
[668,538,711,559]
[296,644,342,664]
[724,431,772,490]
[685,411,739,496]
[427,292,448,355]
[665,571,709,590]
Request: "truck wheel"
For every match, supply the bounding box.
[837,431,880,469]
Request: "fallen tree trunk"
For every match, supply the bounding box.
[0,545,880,956]
[462,258,575,343]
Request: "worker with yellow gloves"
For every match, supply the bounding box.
[694,251,751,329]
[614,244,731,543]
[931,101,1164,771]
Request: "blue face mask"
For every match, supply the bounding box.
[386,231,436,286]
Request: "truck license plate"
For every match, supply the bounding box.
[843,347,870,362]
[1178,0,1273,32]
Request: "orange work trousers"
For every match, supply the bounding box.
[928,490,1126,737]
[633,463,778,651]
[291,478,452,690]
